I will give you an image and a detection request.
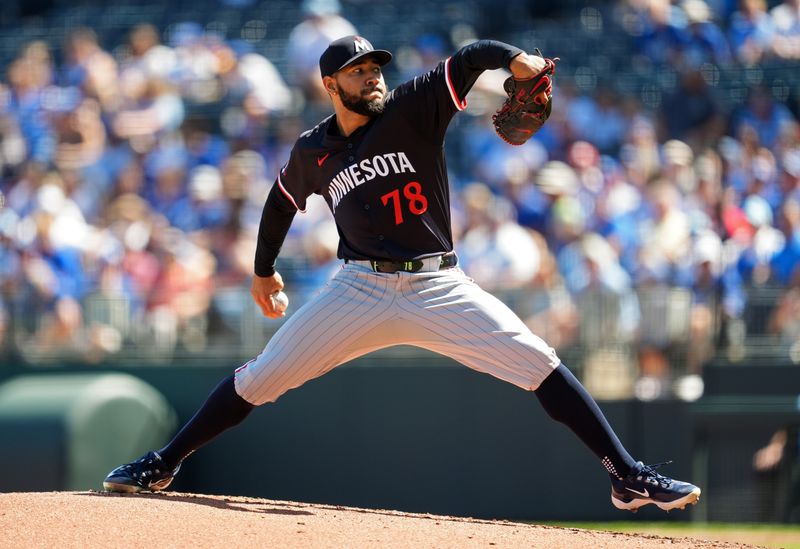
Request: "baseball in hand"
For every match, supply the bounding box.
[272,290,289,312]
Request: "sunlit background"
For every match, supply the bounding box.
[0,0,799,527]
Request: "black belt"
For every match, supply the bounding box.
[346,252,458,273]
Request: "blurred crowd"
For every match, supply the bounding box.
[0,0,798,398]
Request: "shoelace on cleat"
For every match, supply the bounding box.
[119,456,158,475]
[637,461,674,488]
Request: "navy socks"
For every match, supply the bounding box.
[534,363,637,479]
[157,364,635,479]
[158,374,255,470]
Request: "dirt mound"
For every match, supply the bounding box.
[0,492,759,548]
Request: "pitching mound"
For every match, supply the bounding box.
[0,492,758,548]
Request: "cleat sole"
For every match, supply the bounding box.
[149,477,174,491]
[612,487,701,513]
[103,481,144,493]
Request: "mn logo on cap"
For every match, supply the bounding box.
[319,35,391,77]
[353,37,370,53]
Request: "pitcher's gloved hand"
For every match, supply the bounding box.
[493,49,557,146]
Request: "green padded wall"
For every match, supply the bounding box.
[0,373,176,491]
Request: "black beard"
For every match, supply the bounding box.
[336,84,385,116]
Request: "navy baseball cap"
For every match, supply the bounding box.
[319,35,392,78]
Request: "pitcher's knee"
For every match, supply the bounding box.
[233,359,294,406]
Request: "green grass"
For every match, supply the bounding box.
[543,522,800,549]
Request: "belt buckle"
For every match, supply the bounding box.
[369,260,399,273]
[439,252,456,269]
[368,257,444,273]
[369,259,422,273]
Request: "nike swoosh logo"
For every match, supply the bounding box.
[626,487,649,497]
[317,153,330,167]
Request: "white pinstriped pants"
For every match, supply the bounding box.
[234,263,561,406]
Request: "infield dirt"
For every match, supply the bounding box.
[0,491,765,548]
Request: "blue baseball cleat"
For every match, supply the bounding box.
[103,451,180,493]
[611,461,701,512]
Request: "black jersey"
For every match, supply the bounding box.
[255,40,523,272]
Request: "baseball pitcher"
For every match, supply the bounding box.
[104,36,701,513]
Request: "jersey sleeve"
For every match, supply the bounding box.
[390,40,525,142]
[274,142,316,213]
[254,182,297,277]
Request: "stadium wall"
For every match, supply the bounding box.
[0,356,796,522]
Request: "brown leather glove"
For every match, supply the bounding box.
[493,50,557,146]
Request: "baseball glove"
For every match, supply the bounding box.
[493,50,557,146]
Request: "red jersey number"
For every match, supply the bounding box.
[380,181,429,225]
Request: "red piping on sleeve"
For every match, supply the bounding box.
[444,57,468,111]
[276,167,307,213]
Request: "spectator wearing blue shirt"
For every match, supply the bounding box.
[14,210,88,354]
[734,84,797,150]
[186,165,230,232]
[524,160,580,242]
[0,207,22,303]
[736,194,785,284]
[769,0,800,60]
[660,67,724,148]
[61,28,120,112]
[567,88,627,155]
[778,149,800,203]
[594,163,644,276]
[729,0,775,65]
[143,146,195,232]
[6,44,56,166]
[771,198,800,285]
[685,230,746,373]
[633,0,691,66]
[682,0,733,65]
